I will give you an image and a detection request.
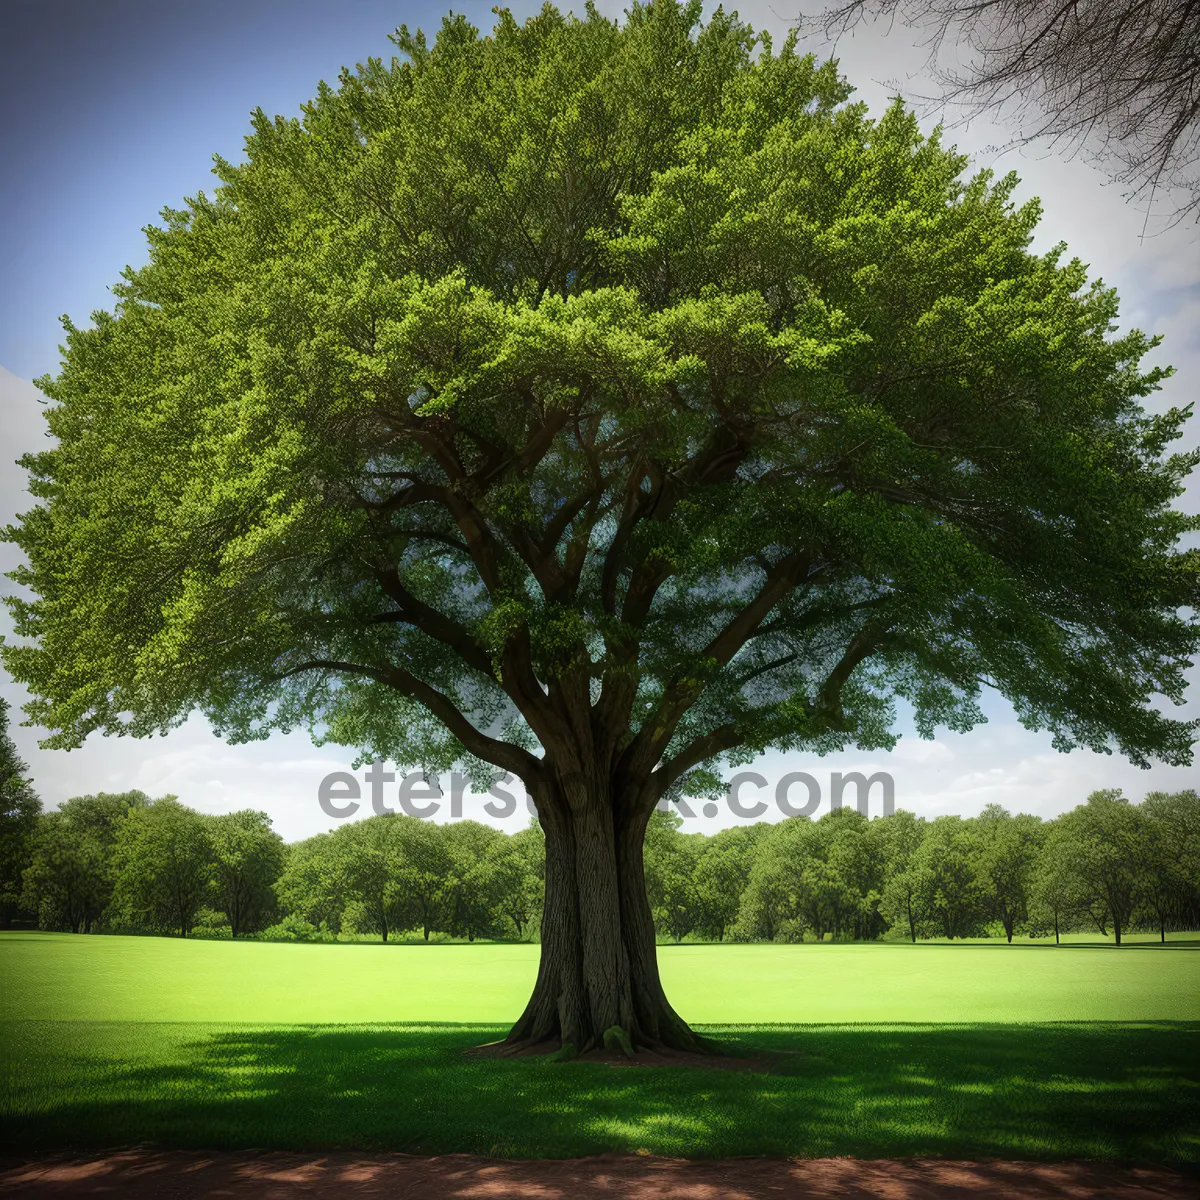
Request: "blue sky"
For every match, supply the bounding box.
[1,0,1197,840]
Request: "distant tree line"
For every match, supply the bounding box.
[3,685,1196,945]
[6,791,546,943]
[645,790,1200,946]
[4,784,1196,945]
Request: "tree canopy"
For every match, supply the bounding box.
[3,0,1196,1052]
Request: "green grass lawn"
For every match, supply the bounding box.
[2,932,1198,1161]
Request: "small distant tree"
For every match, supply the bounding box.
[881,866,926,941]
[21,791,148,933]
[643,809,704,942]
[112,797,213,937]
[208,810,285,937]
[913,815,984,939]
[732,817,819,942]
[1139,789,1200,941]
[443,820,506,941]
[274,831,344,935]
[693,825,762,941]
[973,804,1044,942]
[1056,790,1145,944]
[1030,820,1081,944]
[874,809,926,941]
[0,697,40,927]
[331,815,409,941]
[396,819,453,941]
[485,822,544,940]
[821,807,883,939]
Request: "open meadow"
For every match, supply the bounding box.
[2,932,1198,1163]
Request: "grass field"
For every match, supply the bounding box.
[2,932,1198,1162]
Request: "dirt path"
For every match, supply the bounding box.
[1,1151,1195,1198]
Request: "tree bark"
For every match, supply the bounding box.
[503,780,706,1054]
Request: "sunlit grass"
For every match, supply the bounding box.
[4,931,1198,1024]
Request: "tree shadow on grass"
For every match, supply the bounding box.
[2,1021,1197,1163]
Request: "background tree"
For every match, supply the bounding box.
[111,797,212,937]
[208,810,285,937]
[333,814,410,941]
[693,824,763,941]
[484,820,545,939]
[396,818,453,941]
[875,809,927,941]
[1030,818,1081,944]
[973,804,1044,942]
[821,807,883,939]
[274,831,344,937]
[732,821,807,943]
[1056,789,1145,944]
[913,816,984,939]
[0,697,41,927]
[803,0,1200,229]
[443,819,506,941]
[20,791,147,933]
[5,1,1196,1054]
[643,808,704,942]
[1138,789,1200,941]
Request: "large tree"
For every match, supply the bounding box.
[3,1,1197,1054]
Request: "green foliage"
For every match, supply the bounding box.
[1052,789,1146,943]
[972,804,1045,942]
[1138,789,1200,940]
[10,784,1198,944]
[442,819,506,941]
[911,815,986,939]
[732,807,885,942]
[643,809,705,941]
[331,814,411,941]
[485,821,545,940]
[274,832,345,934]
[110,798,214,937]
[208,810,285,936]
[692,824,762,940]
[3,0,1195,817]
[21,792,147,933]
[0,698,40,927]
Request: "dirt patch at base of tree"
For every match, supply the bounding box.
[2,1151,1196,1198]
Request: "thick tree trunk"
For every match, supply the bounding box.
[504,783,706,1055]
